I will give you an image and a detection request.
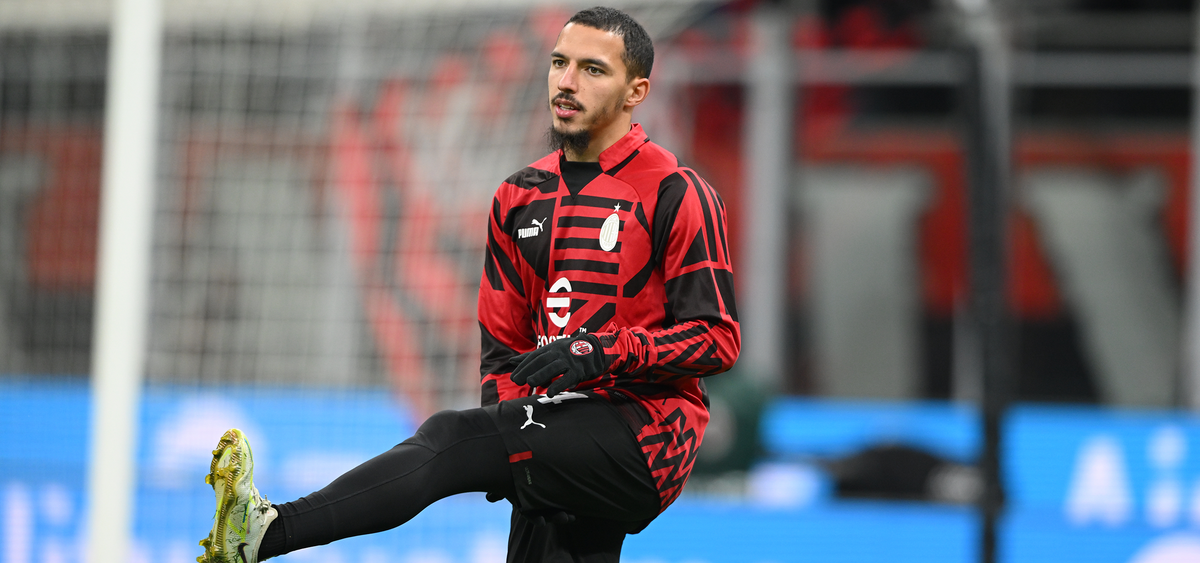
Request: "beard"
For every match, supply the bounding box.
[546,125,592,155]
[546,93,622,156]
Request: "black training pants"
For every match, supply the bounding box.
[268,396,660,563]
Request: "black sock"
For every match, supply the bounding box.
[257,509,288,561]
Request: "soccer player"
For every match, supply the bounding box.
[197,6,739,563]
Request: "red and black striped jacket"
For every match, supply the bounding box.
[478,124,740,512]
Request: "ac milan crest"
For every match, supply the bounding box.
[570,339,594,356]
[599,204,621,252]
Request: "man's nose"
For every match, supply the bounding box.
[557,66,577,92]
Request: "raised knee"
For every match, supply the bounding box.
[405,408,493,453]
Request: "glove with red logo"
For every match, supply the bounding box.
[509,334,607,397]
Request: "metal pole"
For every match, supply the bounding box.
[1185,1,1200,410]
[87,0,161,561]
[742,2,792,390]
[956,1,1012,562]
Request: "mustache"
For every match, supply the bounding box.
[551,93,585,112]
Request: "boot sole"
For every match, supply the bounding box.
[199,429,252,563]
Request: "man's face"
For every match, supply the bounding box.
[547,23,631,142]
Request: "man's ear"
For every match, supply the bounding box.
[625,77,650,109]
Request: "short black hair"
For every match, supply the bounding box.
[566,7,654,80]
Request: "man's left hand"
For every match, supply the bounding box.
[509,335,607,397]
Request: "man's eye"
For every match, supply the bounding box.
[586,67,602,75]
[552,59,566,68]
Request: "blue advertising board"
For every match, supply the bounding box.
[5,381,1200,563]
[763,398,1200,563]
[1001,406,1200,563]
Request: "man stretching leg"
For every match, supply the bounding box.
[197,7,739,562]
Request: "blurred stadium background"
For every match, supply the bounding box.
[3,0,1200,562]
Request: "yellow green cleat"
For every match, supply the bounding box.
[197,428,277,563]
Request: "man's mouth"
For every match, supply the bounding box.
[553,97,582,119]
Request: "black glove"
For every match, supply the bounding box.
[509,334,606,397]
